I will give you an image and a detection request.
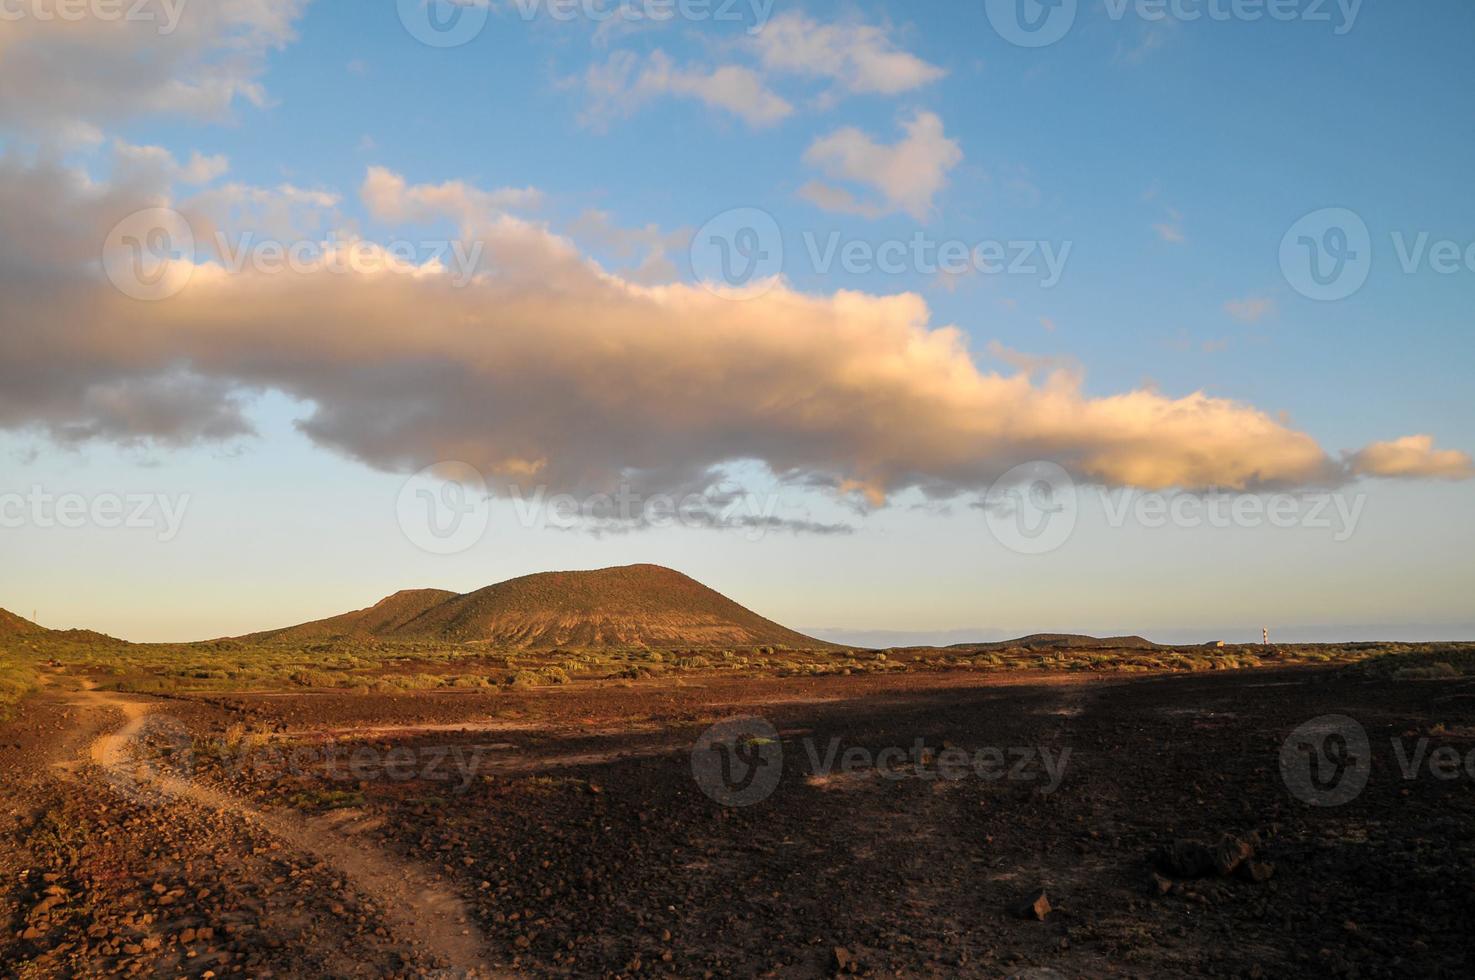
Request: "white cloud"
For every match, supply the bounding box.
[582,50,793,128]
[361,166,544,227]
[115,141,229,186]
[1224,296,1276,323]
[801,111,962,221]
[1153,209,1186,244]
[4,157,1460,513]
[752,12,944,95]
[0,1,308,133]
[1348,435,1473,480]
[567,209,687,284]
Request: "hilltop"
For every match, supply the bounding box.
[248,565,831,650]
[0,609,47,638]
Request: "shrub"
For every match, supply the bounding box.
[1394,663,1461,680]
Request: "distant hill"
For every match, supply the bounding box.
[252,589,458,643]
[947,633,1160,652]
[0,608,47,638]
[247,565,831,650]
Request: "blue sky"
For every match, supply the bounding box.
[1,0,1472,642]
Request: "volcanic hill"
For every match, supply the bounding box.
[249,564,830,650]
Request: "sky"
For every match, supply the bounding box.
[0,0,1472,644]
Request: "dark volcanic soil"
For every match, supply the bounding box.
[4,667,1474,977]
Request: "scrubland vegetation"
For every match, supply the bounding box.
[4,628,1474,707]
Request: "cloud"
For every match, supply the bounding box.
[794,181,885,220]
[581,50,793,128]
[580,13,937,128]
[0,156,1464,520]
[1347,436,1474,481]
[0,1,308,133]
[752,12,944,95]
[801,111,962,221]
[114,141,229,185]
[1153,209,1186,244]
[566,209,687,284]
[361,166,543,227]
[1114,21,1178,65]
[1224,296,1276,323]
[45,374,256,447]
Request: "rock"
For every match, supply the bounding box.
[1212,836,1255,877]
[1156,834,1257,879]
[1150,872,1174,895]
[1021,891,1052,921]
[832,946,857,973]
[1239,860,1275,883]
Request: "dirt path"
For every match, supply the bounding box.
[69,688,501,978]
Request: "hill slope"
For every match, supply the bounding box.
[0,608,47,638]
[251,566,830,650]
[955,633,1159,651]
[252,589,459,643]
